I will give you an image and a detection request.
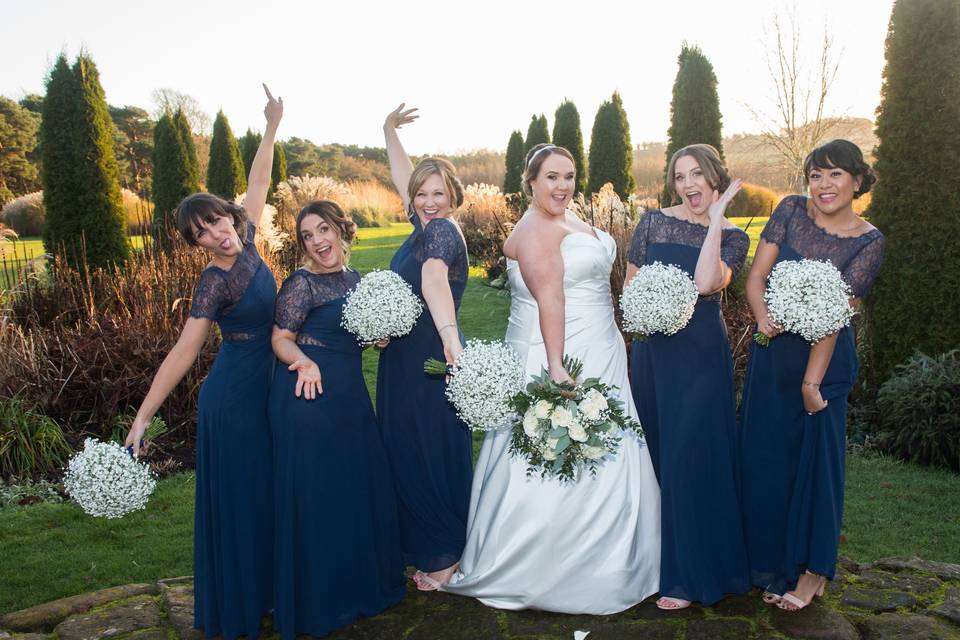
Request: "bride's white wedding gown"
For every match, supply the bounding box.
[442,229,661,614]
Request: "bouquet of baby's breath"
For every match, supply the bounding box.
[507,357,643,483]
[341,269,423,343]
[63,438,157,518]
[620,262,699,340]
[424,340,525,431]
[754,259,854,346]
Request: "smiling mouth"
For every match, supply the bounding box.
[314,245,332,259]
[818,193,838,203]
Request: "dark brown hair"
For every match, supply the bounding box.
[665,144,730,203]
[295,200,357,266]
[175,193,248,246]
[803,139,876,199]
[521,144,577,197]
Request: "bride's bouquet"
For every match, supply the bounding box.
[63,438,157,518]
[341,269,423,344]
[508,357,643,483]
[620,262,699,340]
[754,258,854,346]
[424,340,525,431]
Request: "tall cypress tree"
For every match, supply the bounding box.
[662,44,724,204]
[866,0,960,383]
[172,108,199,188]
[270,141,287,200]
[524,114,550,155]
[239,128,261,177]
[587,91,635,198]
[41,53,129,269]
[503,130,524,194]
[552,100,587,194]
[206,110,246,199]
[151,111,198,246]
[40,55,75,259]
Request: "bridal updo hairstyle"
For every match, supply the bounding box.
[803,139,876,199]
[664,144,731,204]
[175,193,249,246]
[407,157,464,214]
[522,144,577,198]
[295,200,357,261]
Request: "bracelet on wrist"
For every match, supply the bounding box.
[802,380,821,388]
[437,322,457,334]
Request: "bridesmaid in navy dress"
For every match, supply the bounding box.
[378,104,471,590]
[269,201,406,638]
[125,85,282,640]
[740,139,885,611]
[626,144,751,610]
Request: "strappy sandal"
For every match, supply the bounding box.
[656,596,691,610]
[412,569,453,592]
[777,572,826,611]
[762,590,782,605]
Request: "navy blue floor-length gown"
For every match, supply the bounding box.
[190,222,275,640]
[269,268,406,639]
[628,210,752,605]
[740,195,885,595]
[376,215,472,572]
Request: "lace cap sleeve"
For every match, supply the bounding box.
[423,218,465,267]
[721,228,750,279]
[843,233,886,298]
[190,269,227,319]
[245,220,256,243]
[274,271,313,332]
[627,212,654,267]
[761,196,803,247]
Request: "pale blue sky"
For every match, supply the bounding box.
[3,0,894,155]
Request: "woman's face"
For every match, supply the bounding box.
[300,214,344,273]
[191,214,242,258]
[673,154,713,216]
[412,173,453,223]
[530,153,576,217]
[808,165,861,216]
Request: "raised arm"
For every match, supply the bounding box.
[694,179,742,294]
[244,84,284,227]
[517,234,571,383]
[383,103,418,209]
[126,316,212,456]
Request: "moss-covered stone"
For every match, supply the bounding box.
[0,585,158,633]
[54,595,161,640]
[841,586,918,613]
[859,612,960,639]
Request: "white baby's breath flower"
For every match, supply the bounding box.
[620,262,699,337]
[763,259,854,343]
[63,438,157,518]
[442,340,525,431]
[341,270,423,343]
[534,399,552,419]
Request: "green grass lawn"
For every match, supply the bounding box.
[730,216,766,259]
[1,236,150,288]
[3,219,956,617]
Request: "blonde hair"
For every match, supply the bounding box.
[407,157,464,214]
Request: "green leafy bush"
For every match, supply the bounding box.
[348,205,390,228]
[0,192,44,236]
[730,182,778,218]
[878,350,960,471]
[0,396,72,479]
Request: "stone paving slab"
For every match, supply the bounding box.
[3,556,960,639]
[0,585,157,633]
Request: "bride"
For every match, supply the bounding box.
[440,144,661,613]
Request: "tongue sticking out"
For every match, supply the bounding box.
[688,193,702,209]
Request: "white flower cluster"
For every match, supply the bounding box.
[341,270,423,343]
[445,340,525,431]
[764,258,854,343]
[517,385,627,482]
[620,262,699,337]
[63,438,157,518]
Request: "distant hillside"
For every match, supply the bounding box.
[634,117,877,196]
